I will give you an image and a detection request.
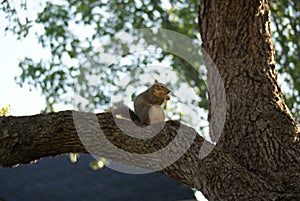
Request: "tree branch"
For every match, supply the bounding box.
[0,110,206,188]
[1,110,300,199]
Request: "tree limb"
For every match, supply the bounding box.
[1,110,300,199]
[0,110,206,188]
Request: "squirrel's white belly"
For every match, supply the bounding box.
[149,105,165,124]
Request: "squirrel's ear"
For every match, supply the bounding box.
[154,80,159,84]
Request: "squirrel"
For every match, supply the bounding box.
[134,80,170,124]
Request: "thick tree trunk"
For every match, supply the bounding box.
[199,0,300,199]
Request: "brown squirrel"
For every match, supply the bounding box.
[134,80,170,124]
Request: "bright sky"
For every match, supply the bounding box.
[0,26,46,116]
[0,1,68,116]
[0,0,76,116]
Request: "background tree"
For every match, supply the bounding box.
[0,0,300,200]
[269,0,300,119]
[1,0,299,120]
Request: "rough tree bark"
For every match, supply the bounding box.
[0,110,204,188]
[198,0,300,200]
[0,0,300,200]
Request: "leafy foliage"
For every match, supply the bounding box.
[270,0,300,119]
[0,0,299,121]
[0,104,11,117]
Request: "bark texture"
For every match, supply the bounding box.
[199,0,300,199]
[0,110,204,189]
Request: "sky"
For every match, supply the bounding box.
[0,0,77,116]
[0,26,46,116]
[0,1,73,116]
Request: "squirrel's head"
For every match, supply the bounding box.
[152,80,170,97]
